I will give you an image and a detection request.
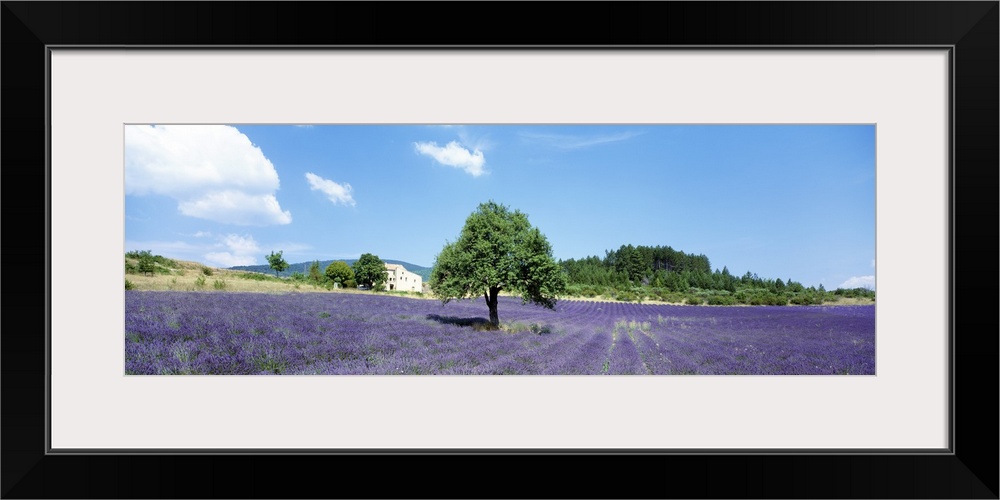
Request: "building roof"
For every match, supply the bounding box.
[385,263,405,271]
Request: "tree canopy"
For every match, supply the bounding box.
[430,200,566,327]
[324,261,355,288]
[265,250,289,277]
[353,253,387,290]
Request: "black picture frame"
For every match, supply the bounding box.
[3,2,997,498]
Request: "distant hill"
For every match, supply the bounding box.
[229,259,433,282]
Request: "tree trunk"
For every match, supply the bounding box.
[486,288,500,327]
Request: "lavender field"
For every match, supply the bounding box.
[125,291,875,375]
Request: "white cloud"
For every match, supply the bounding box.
[221,233,261,254]
[305,172,355,206]
[125,125,291,225]
[519,130,641,150]
[839,275,875,290]
[204,252,257,267]
[414,141,487,177]
[178,191,292,226]
[203,233,262,267]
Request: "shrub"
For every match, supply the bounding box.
[734,288,787,306]
[706,294,737,306]
[566,284,601,298]
[502,321,530,333]
[195,275,207,288]
[201,267,214,276]
[752,292,786,306]
[501,321,551,335]
[530,323,552,335]
[654,290,684,303]
[790,293,824,305]
[240,272,271,281]
[767,292,789,306]
[125,279,135,290]
[213,279,227,290]
[685,296,703,305]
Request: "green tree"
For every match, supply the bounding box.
[324,261,355,288]
[430,200,567,327]
[308,260,324,283]
[353,253,387,290]
[614,244,646,284]
[137,251,155,277]
[266,250,289,277]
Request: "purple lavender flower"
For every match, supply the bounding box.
[125,292,875,375]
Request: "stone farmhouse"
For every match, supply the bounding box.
[384,263,422,292]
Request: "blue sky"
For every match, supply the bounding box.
[125,124,875,290]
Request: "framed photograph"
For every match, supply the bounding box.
[4,2,996,498]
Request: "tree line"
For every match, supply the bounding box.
[558,244,875,305]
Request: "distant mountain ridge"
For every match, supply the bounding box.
[229,259,433,281]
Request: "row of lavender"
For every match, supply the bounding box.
[124,292,875,375]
